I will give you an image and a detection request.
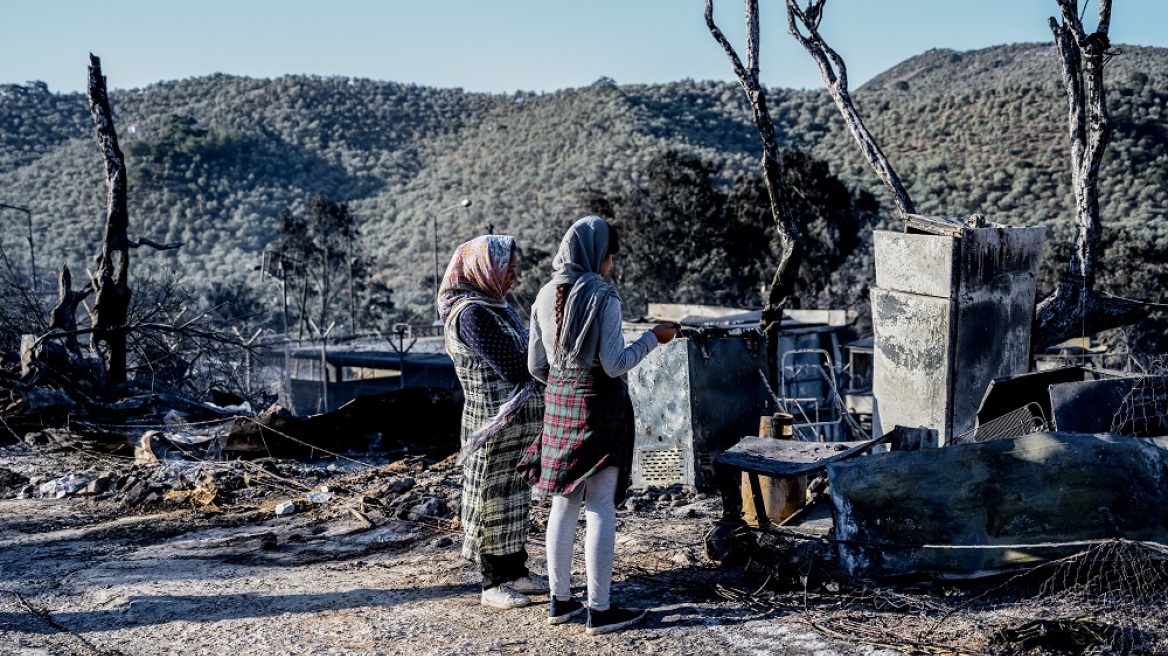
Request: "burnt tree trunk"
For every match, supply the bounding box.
[48,265,91,356]
[1033,0,1146,351]
[787,0,916,219]
[705,0,803,359]
[87,53,132,385]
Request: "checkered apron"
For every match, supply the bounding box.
[446,312,544,561]
[518,367,634,505]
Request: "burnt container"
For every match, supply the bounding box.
[870,223,1045,446]
[627,328,772,490]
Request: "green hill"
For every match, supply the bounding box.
[1,43,1166,327]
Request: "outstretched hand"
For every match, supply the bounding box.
[651,322,680,344]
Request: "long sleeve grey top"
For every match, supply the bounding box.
[528,282,658,384]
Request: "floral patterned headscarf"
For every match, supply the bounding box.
[439,235,533,464]
[436,235,519,327]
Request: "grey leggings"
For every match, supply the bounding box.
[546,466,618,611]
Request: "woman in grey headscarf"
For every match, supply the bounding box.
[520,216,677,635]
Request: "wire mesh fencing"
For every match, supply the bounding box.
[724,530,1168,655]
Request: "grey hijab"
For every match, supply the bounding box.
[551,216,617,369]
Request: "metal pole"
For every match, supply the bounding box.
[319,337,328,414]
[0,203,36,292]
[346,233,357,335]
[432,211,439,323]
[281,272,289,337]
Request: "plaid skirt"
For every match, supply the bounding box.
[517,367,634,505]
[447,319,543,562]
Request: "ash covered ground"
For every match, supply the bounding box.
[0,442,894,656]
[4,441,1165,656]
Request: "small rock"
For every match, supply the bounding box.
[407,497,444,521]
[39,473,90,497]
[274,501,296,516]
[305,491,331,504]
[123,481,149,506]
[16,484,34,499]
[435,537,454,548]
[386,477,416,494]
[84,472,118,496]
[0,467,26,489]
[623,499,638,512]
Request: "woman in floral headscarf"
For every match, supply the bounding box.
[520,217,678,634]
[438,235,547,610]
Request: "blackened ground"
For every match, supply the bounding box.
[0,443,897,656]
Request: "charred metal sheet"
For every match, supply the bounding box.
[828,432,1168,580]
[715,433,891,478]
[977,366,1095,428]
[870,287,952,446]
[1049,375,1167,436]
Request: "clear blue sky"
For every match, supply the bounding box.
[4,1,1167,94]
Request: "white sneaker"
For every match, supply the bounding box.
[481,583,531,610]
[510,574,550,596]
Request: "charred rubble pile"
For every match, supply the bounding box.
[0,429,722,529]
[0,440,467,527]
[2,353,463,462]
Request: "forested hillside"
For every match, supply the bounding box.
[1,43,1165,331]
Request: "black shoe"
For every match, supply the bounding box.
[585,605,647,635]
[547,597,585,625]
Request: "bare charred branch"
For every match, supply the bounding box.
[1033,282,1146,352]
[129,237,184,251]
[0,245,47,334]
[31,318,252,354]
[745,0,760,77]
[1034,0,1144,348]
[87,53,132,385]
[704,0,803,343]
[786,0,916,218]
[48,266,93,355]
[1048,0,1112,287]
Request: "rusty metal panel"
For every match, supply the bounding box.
[628,331,770,489]
[870,287,952,445]
[873,230,957,298]
[628,338,694,487]
[952,227,1046,438]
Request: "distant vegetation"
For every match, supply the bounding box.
[0,43,1165,354]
